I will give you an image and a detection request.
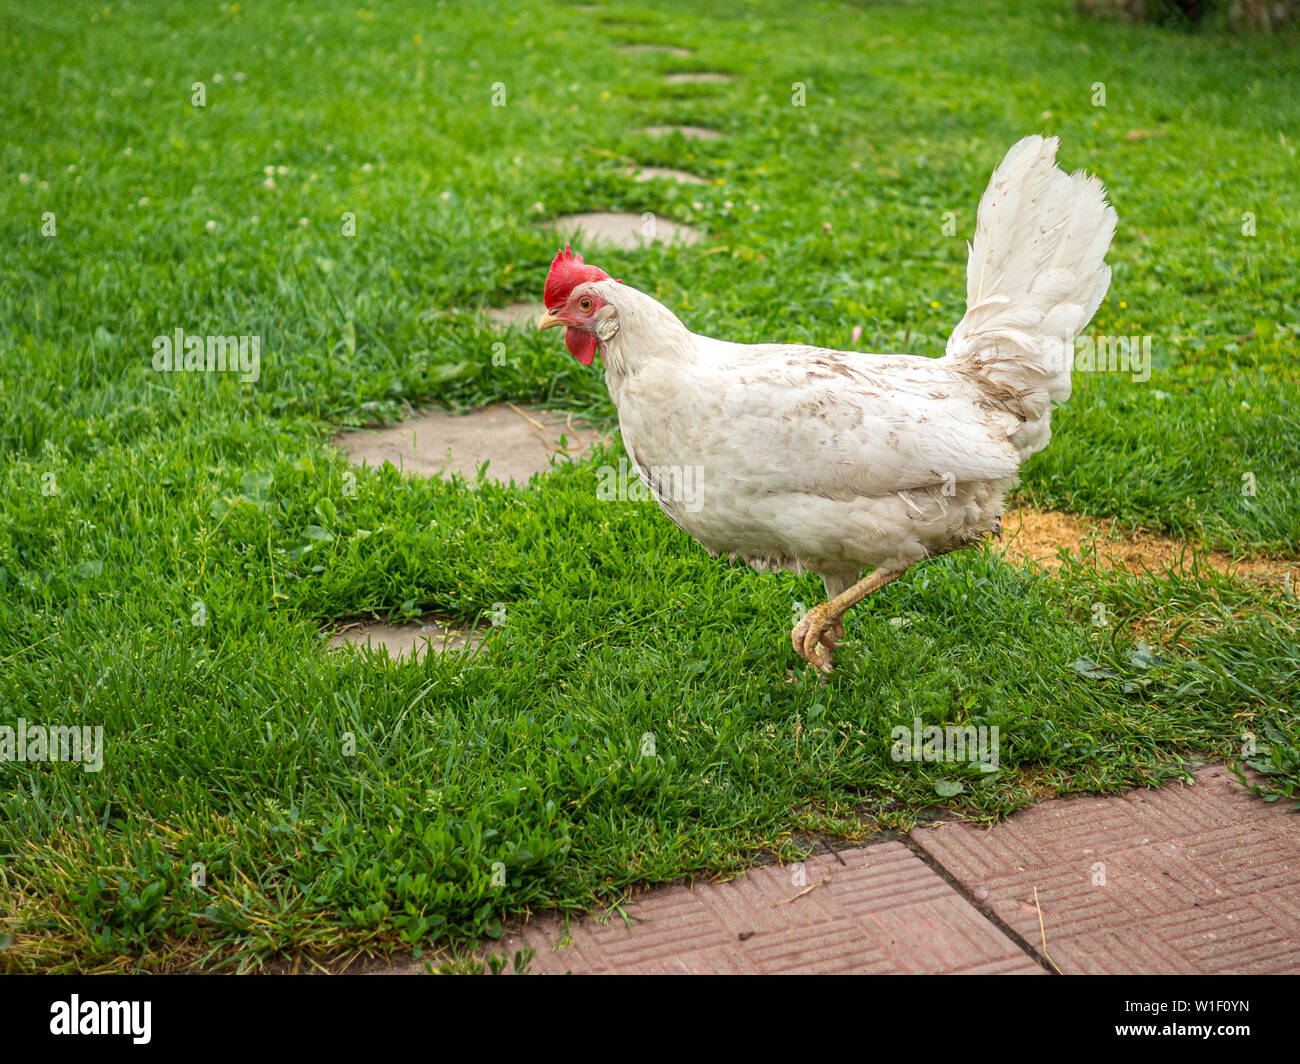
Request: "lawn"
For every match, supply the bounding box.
[0,0,1296,972]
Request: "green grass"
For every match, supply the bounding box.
[0,0,1296,971]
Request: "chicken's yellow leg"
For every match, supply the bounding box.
[792,566,908,673]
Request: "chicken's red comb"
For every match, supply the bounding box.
[544,244,611,309]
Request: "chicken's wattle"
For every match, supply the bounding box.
[565,327,597,366]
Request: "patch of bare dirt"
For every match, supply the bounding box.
[999,507,1297,586]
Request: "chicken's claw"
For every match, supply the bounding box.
[792,605,845,674]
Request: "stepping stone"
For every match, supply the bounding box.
[663,72,733,84]
[543,211,702,250]
[483,302,540,328]
[619,166,707,186]
[619,44,693,57]
[328,620,483,663]
[639,125,722,141]
[335,403,601,486]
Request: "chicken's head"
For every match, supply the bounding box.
[538,245,618,366]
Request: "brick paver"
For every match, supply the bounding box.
[914,765,1300,974]
[469,841,1042,975]
[375,763,1299,975]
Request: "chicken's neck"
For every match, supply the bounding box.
[592,282,698,405]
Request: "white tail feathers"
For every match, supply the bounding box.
[944,136,1117,451]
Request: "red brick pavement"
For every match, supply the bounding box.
[914,764,1300,974]
[469,841,1043,975]
[376,764,1298,975]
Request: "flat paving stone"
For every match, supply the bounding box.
[619,44,693,56]
[483,302,540,328]
[662,71,733,84]
[336,403,601,486]
[639,125,722,141]
[380,841,1041,975]
[327,620,483,663]
[543,211,703,249]
[373,763,1298,975]
[620,165,707,185]
[913,764,1300,974]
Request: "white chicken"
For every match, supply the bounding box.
[539,136,1117,671]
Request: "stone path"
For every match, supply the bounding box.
[478,54,725,323]
[373,765,1298,974]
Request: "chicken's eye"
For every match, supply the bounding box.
[578,297,593,312]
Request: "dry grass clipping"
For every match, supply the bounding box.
[999,508,1298,587]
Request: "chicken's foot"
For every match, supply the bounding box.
[792,566,908,673]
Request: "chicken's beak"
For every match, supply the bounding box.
[538,310,564,331]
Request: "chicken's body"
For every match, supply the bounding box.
[604,301,1020,573]
[540,136,1117,670]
